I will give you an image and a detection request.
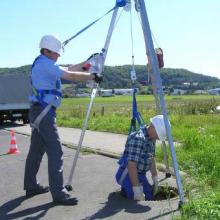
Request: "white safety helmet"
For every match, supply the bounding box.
[150,115,170,141]
[39,34,62,55]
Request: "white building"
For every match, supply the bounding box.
[100,88,139,96]
[171,89,186,95]
[100,89,114,97]
[114,88,139,95]
[208,88,220,95]
[194,90,207,95]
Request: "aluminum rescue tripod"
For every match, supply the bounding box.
[63,0,185,206]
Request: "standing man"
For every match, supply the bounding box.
[24,34,102,205]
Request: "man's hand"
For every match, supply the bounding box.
[91,73,103,84]
[132,186,145,201]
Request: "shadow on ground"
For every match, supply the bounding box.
[81,192,151,220]
[0,196,55,220]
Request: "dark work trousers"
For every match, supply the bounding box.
[24,104,68,200]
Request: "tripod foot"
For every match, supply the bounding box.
[178,200,185,209]
[65,185,73,191]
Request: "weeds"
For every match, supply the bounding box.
[57,95,220,219]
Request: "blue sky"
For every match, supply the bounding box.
[0,0,220,78]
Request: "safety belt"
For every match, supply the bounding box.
[30,88,61,132]
[30,89,61,131]
[30,103,53,132]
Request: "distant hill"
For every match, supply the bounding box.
[0,64,219,90]
[0,65,31,76]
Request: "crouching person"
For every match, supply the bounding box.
[115,115,169,201]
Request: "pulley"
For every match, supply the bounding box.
[130,68,137,82]
[123,0,131,11]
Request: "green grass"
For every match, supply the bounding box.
[57,95,220,219]
[61,94,220,105]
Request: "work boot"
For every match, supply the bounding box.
[26,184,49,198]
[53,196,78,206]
[53,197,78,206]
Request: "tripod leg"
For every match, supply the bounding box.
[65,5,120,191]
[65,86,98,191]
[138,0,185,204]
[161,141,171,178]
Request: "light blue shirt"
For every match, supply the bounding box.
[29,55,64,107]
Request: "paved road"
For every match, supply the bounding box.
[0,125,180,220]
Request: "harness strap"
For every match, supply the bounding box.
[33,88,62,97]
[30,103,53,132]
[129,87,145,133]
[118,167,128,185]
[31,87,60,117]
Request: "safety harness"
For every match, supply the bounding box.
[117,68,145,185]
[116,82,154,199]
[116,77,154,200]
[30,56,62,131]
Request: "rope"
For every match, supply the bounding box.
[128,3,137,84]
[129,8,134,66]
[62,6,117,47]
[128,4,145,133]
[115,8,124,28]
[62,1,131,48]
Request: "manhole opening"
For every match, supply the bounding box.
[153,185,179,201]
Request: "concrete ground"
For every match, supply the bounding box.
[0,124,181,220]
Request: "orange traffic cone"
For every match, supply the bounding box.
[7,130,20,154]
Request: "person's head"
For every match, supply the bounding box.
[39,34,62,61]
[147,115,170,141]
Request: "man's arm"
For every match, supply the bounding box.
[127,161,139,186]
[150,157,159,195]
[127,160,145,201]
[61,69,93,82]
[150,157,158,177]
[67,62,85,72]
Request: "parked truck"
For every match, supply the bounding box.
[0,74,30,125]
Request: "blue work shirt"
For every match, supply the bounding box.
[29,55,64,107]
